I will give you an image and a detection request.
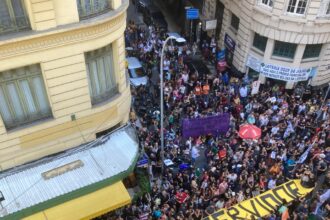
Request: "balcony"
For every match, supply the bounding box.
[77,0,112,20]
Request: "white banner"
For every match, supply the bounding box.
[246,55,262,72]
[246,55,316,82]
[297,144,313,164]
[259,63,311,82]
[204,19,217,30]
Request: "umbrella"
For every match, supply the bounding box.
[238,124,261,140]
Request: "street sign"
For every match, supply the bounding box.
[186,8,199,19]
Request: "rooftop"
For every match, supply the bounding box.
[0,125,139,219]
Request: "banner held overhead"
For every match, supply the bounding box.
[204,180,313,220]
[182,114,230,138]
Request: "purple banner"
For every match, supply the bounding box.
[182,114,230,138]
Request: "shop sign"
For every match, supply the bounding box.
[246,55,317,82]
[204,19,217,30]
[224,33,235,52]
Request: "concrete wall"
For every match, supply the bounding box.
[0,0,129,170]
[203,0,330,88]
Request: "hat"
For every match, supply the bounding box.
[319,154,326,159]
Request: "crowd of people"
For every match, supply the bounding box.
[103,18,330,220]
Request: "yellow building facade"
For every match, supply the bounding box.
[0,0,130,170]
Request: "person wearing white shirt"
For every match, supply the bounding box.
[182,72,189,84]
[163,59,170,72]
[268,178,276,189]
[191,146,200,165]
[239,85,248,104]
[259,114,269,127]
[271,125,279,135]
[239,86,248,98]
[227,172,238,182]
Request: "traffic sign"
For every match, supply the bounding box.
[186,8,199,20]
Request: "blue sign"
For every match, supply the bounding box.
[137,159,148,167]
[137,154,149,168]
[217,49,226,61]
[224,33,236,52]
[186,8,199,19]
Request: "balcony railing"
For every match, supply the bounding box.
[77,0,111,20]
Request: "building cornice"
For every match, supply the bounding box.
[0,1,127,59]
[251,7,330,44]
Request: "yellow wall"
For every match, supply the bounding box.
[0,0,129,170]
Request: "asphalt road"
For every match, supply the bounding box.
[127,0,208,171]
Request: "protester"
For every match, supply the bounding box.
[96,20,330,220]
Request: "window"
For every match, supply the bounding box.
[77,0,110,19]
[272,41,297,59]
[287,0,308,15]
[260,0,274,7]
[85,44,118,105]
[253,33,268,52]
[230,13,240,31]
[0,65,52,130]
[317,0,330,17]
[302,44,322,59]
[0,0,30,35]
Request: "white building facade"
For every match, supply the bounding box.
[202,0,330,88]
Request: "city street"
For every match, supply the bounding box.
[0,0,329,220]
[123,1,330,220]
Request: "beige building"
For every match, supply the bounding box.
[202,0,330,88]
[0,0,130,170]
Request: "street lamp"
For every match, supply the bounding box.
[160,36,185,178]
